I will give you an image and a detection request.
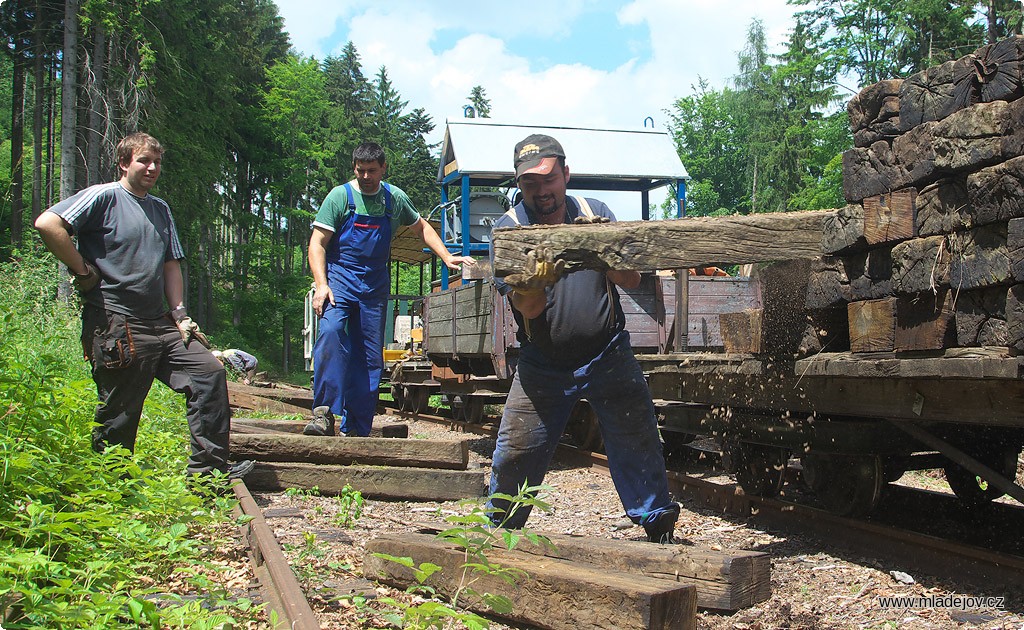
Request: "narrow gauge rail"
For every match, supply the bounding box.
[223,389,1023,627]
[232,480,320,630]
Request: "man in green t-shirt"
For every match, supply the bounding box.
[305,142,473,437]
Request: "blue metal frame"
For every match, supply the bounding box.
[437,170,492,289]
[677,179,687,218]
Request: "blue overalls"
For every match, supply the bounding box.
[312,183,392,437]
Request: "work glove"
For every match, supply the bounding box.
[71,261,101,293]
[504,246,565,296]
[573,215,611,225]
[176,316,212,349]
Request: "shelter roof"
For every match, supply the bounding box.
[437,119,689,191]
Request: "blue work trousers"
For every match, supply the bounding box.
[488,330,673,528]
[312,293,386,436]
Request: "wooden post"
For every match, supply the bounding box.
[676,269,688,351]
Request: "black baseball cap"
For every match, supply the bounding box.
[513,134,565,178]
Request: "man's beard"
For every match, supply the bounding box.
[532,195,562,216]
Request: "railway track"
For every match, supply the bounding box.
[230,401,1024,627]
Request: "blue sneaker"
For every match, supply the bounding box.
[643,502,680,544]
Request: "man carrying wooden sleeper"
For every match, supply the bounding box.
[488,134,680,543]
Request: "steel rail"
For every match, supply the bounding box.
[232,480,321,630]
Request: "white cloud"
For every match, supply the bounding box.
[274,0,798,138]
[272,0,800,216]
[274,0,357,57]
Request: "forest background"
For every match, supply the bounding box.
[0,0,1021,375]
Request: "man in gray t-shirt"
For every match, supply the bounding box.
[34,132,252,483]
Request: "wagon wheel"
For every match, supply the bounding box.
[729,442,787,498]
[446,395,464,420]
[463,397,486,424]
[390,384,405,411]
[399,386,414,412]
[564,400,603,452]
[410,386,431,414]
[802,453,883,516]
[660,429,696,459]
[943,446,1020,508]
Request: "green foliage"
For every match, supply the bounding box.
[374,484,553,629]
[669,18,846,216]
[284,485,321,498]
[667,79,749,216]
[791,0,986,85]
[0,51,11,139]
[332,484,364,528]
[0,251,262,628]
[467,85,492,118]
[787,112,851,210]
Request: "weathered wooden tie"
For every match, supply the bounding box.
[513,532,770,612]
[364,532,697,630]
[490,210,831,276]
[232,417,308,433]
[230,433,469,470]
[232,417,409,438]
[244,462,486,501]
[227,388,310,417]
[229,381,315,408]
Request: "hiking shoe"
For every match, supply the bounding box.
[643,502,681,544]
[227,459,255,480]
[303,406,336,436]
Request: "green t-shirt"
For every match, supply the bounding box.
[311,180,420,235]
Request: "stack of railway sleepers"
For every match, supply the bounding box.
[228,408,486,502]
[364,525,772,630]
[813,35,1024,353]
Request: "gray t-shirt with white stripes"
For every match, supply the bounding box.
[47,182,185,319]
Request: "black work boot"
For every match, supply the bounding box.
[227,459,255,480]
[303,406,336,436]
[643,502,681,544]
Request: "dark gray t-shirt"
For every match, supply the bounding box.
[493,196,625,369]
[48,182,185,319]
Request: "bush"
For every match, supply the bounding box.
[0,248,260,628]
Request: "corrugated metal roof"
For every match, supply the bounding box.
[437,119,689,188]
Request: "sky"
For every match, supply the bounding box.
[271,1,803,219]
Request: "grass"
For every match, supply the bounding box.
[0,248,262,628]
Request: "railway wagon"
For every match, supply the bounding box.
[403,250,1024,518]
[638,260,1024,517]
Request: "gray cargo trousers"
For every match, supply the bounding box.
[82,305,232,475]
